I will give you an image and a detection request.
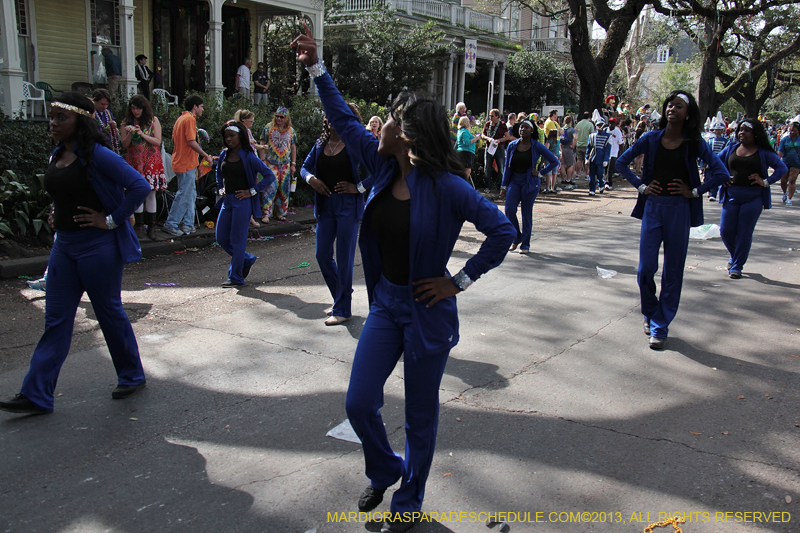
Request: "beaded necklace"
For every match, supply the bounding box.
[96,110,120,154]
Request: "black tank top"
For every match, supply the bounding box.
[728,150,762,187]
[317,145,355,192]
[652,143,690,196]
[44,159,104,232]
[370,186,410,285]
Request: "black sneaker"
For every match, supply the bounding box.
[242,257,257,280]
[112,382,146,399]
[358,485,386,512]
[643,317,651,336]
[649,336,666,350]
[0,394,51,414]
[381,516,419,533]
[221,279,245,288]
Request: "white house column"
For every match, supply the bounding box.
[498,61,506,114]
[487,60,496,110]
[208,0,225,98]
[304,12,323,97]
[456,52,465,104]
[119,0,137,100]
[0,0,25,118]
[256,17,266,65]
[444,53,454,111]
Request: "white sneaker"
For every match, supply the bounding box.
[27,277,46,291]
[604,184,612,191]
[709,196,716,202]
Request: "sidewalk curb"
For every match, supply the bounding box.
[1,215,318,280]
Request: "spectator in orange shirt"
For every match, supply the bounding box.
[163,95,214,236]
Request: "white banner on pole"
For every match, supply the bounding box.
[464,39,477,74]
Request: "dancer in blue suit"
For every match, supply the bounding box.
[215,120,277,288]
[615,90,729,351]
[498,120,559,254]
[716,119,787,279]
[0,92,150,415]
[292,27,515,533]
[585,117,612,195]
[301,104,372,325]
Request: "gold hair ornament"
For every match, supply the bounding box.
[50,102,94,118]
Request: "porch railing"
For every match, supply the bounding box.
[341,0,510,37]
[522,37,571,53]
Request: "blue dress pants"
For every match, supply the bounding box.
[165,169,197,231]
[504,172,540,251]
[20,229,145,411]
[638,195,691,339]
[216,195,256,284]
[315,194,359,318]
[720,186,764,275]
[589,161,605,193]
[345,276,450,514]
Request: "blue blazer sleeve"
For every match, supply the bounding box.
[244,151,276,193]
[535,141,559,176]
[616,133,649,189]
[696,141,729,194]
[449,178,515,281]
[312,72,391,180]
[90,144,150,225]
[216,149,226,191]
[764,150,788,184]
[301,142,321,181]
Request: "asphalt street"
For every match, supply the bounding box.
[0,185,799,533]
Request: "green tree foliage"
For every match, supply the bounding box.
[326,1,455,104]
[505,50,578,111]
[649,56,694,106]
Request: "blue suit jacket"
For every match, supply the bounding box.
[501,139,559,187]
[716,142,788,209]
[615,130,729,227]
[215,148,277,219]
[300,139,370,220]
[51,143,150,263]
[313,70,515,358]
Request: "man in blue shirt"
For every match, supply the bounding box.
[103,47,122,100]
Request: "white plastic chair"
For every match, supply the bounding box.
[152,88,178,106]
[21,81,46,119]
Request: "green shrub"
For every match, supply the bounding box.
[0,170,51,238]
[0,121,52,178]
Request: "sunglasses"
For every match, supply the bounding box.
[275,115,285,119]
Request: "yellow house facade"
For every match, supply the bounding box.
[1,0,323,117]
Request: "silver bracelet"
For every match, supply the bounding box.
[691,187,699,198]
[357,182,366,194]
[249,188,257,197]
[105,214,117,230]
[451,269,474,291]
[638,184,648,194]
[306,59,327,79]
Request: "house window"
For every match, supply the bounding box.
[15,0,28,35]
[656,47,670,63]
[91,0,120,47]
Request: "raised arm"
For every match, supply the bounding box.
[291,26,388,179]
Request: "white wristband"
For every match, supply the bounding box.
[249,188,257,197]
[305,174,315,184]
[105,214,117,230]
[357,182,366,194]
[451,269,474,291]
[305,59,327,78]
[638,184,647,194]
[691,187,699,198]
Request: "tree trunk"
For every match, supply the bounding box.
[566,0,648,114]
[697,19,723,120]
